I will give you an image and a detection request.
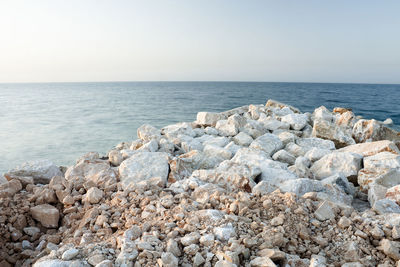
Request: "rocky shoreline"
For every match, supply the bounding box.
[1,99,400,267]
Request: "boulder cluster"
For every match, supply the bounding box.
[1,99,400,267]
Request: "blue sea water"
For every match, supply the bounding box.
[1,81,399,174]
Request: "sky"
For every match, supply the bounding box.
[0,0,399,84]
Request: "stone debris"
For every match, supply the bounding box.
[1,100,400,266]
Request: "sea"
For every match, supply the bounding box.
[1,82,399,175]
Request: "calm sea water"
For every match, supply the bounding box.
[1,82,399,174]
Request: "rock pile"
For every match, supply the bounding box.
[1,99,400,267]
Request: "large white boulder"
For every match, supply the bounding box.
[364,152,400,170]
[137,124,161,141]
[196,112,225,127]
[281,113,308,131]
[249,133,283,157]
[119,152,169,188]
[310,152,362,181]
[265,99,300,113]
[6,160,62,184]
[296,138,335,150]
[338,140,400,157]
[216,120,238,136]
[353,119,400,144]
[278,178,324,196]
[162,122,196,139]
[358,168,400,193]
[233,132,253,146]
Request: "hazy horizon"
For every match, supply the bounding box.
[1,0,399,84]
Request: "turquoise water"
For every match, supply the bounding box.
[1,82,399,174]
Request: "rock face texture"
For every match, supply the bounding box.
[1,100,400,266]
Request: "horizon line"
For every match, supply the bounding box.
[1,80,400,86]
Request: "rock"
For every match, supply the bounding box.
[196,112,225,127]
[339,140,400,157]
[278,178,324,196]
[215,260,238,267]
[181,232,200,246]
[193,252,205,267]
[294,156,312,178]
[368,184,387,207]
[380,239,400,260]
[118,152,169,188]
[304,148,332,162]
[214,224,236,242]
[162,122,196,139]
[137,124,161,141]
[166,239,181,257]
[23,226,40,236]
[358,168,400,193]
[108,149,123,166]
[281,113,308,130]
[309,255,327,267]
[0,179,22,198]
[312,106,355,148]
[364,152,400,170]
[320,173,355,195]
[353,119,400,144]
[386,185,400,204]
[233,132,253,146]
[62,248,79,260]
[249,133,283,157]
[338,216,352,229]
[83,187,104,204]
[30,204,60,228]
[160,252,179,267]
[266,99,300,113]
[33,259,72,267]
[199,234,215,247]
[310,152,362,181]
[203,145,232,160]
[296,137,335,150]
[95,260,113,267]
[216,119,238,136]
[5,160,62,184]
[344,241,360,262]
[314,201,335,221]
[249,256,277,267]
[373,199,400,215]
[257,249,285,261]
[272,150,296,165]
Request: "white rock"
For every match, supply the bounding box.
[249,133,283,157]
[249,256,277,267]
[200,234,215,247]
[373,199,400,215]
[6,160,62,184]
[119,152,169,189]
[196,112,225,127]
[278,178,324,196]
[281,113,308,131]
[364,152,400,170]
[181,232,200,246]
[84,187,104,204]
[321,173,355,195]
[214,224,236,242]
[160,252,179,267]
[304,147,332,162]
[284,142,308,157]
[310,152,362,180]
[358,168,400,193]
[383,118,394,125]
[266,99,300,113]
[203,145,232,160]
[309,255,327,267]
[33,259,72,267]
[62,248,79,261]
[259,118,290,131]
[204,127,219,135]
[137,124,161,141]
[216,120,238,136]
[314,201,335,221]
[272,150,296,165]
[203,136,230,147]
[30,204,59,228]
[339,140,400,157]
[162,122,196,139]
[277,131,298,145]
[368,183,387,207]
[296,138,335,150]
[233,132,253,146]
[224,141,241,156]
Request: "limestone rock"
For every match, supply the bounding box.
[358,168,400,193]
[6,160,62,184]
[353,119,400,144]
[373,199,400,215]
[281,113,308,131]
[368,184,387,207]
[249,256,277,267]
[314,201,335,221]
[30,204,60,228]
[33,259,72,267]
[304,147,332,162]
[62,248,79,260]
[339,140,400,156]
[196,112,225,127]
[296,137,335,150]
[310,152,362,181]
[272,150,296,165]
[233,132,253,146]
[266,99,300,113]
[119,152,169,188]
[160,252,179,267]
[216,119,238,136]
[364,152,400,170]
[137,124,161,141]
[0,179,22,198]
[380,239,400,260]
[249,133,283,157]
[83,187,104,204]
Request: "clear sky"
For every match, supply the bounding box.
[0,0,399,83]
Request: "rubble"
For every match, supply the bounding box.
[1,100,400,266]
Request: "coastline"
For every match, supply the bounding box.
[1,99,400,266]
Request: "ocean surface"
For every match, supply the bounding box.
[1,82,399,175]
